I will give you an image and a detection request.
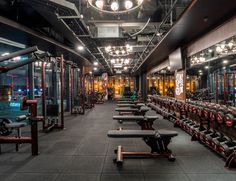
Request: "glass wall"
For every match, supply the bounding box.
[0,63,29,120]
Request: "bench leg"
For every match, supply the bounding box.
[114,145,123,166]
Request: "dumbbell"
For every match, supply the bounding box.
[0,118,13,136]
[224,113,236,127]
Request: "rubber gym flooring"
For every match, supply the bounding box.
[0,102,236,181]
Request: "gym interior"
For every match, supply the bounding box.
[0,0,236,181]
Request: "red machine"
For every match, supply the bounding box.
[0,97,43,156]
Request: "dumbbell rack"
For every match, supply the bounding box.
[147,95,236,169]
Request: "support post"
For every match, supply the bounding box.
[60,55,64,129]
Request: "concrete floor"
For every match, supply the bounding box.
[0,102,236,181]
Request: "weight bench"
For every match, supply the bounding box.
[116,103,145,108]
[113,115,158,130]
[0,115,27,153]
[115,106,149,116]
[117,100,144,104]
[107,129,178,165]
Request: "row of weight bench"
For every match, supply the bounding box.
[107,129,178,165]
[107,102,178,166]
[113,115,158,130]
[115,106,150,116]
[116,103,145,108]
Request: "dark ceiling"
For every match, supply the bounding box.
[0,0,192,75]
[138,0,236,74]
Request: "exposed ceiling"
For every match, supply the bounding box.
[0,0,192,75]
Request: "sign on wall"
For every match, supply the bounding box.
[175,70,186,101]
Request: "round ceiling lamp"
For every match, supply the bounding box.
[105,45,133,57]
[87,0,144,14]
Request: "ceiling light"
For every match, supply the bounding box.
[111,1,119,11]
[124,66,128,70]
[198,70,202,72]
[205,66,209,69]
[95,0,104,9]
[208,49,213,53]
[13,56,21,61]
[88,0,143,14]
[94,62,98,66]
[114,64,122,68]
[77,46,84,51]
[167,66,171,70]
[228,40,235,49]
[223,60,228,64]
[111,59,115,64]
[220,43,226,49]
[223,66,226,70]
[93,67,98,71]
[199,72,203,75]
[124,59,130,64]
[1,52,9,56]
[199,57,205,62]
[105,45,111,52]
[89,71,92,74]
[115,50,119,55]
[216,46,222,53]
[125,0,133,9]
[121,50,125,54]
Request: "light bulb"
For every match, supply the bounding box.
[115,50,119,54]
[124,59,129,64]
[223,60,228,64]
[95,0,104,9]
[78,46,84,51]
[216,46,222,53]
[228,41,234,49]
[105,46,111,52]
[111,1,119,11]
[125,0,133,9]
[111,59,115,64]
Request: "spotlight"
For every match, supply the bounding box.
[105,45,111,52]
[95,0,104,9]
[125,0,133,9]
[223,60,228,64]
[228,40,235,49]
[124,59,129,64]
[216,46,222,53]
[94,62,98,66]
[77,46,84,51]
[1,52,9,56]
[199,57,206,62]
[111,1,119,11]
[115,50,119,55]
[111,59,115,64]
